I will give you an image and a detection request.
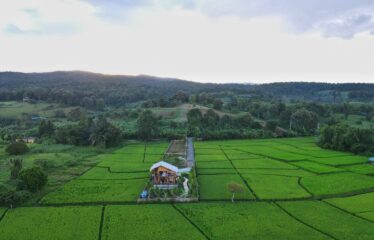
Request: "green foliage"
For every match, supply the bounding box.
[38,120,55,137]
[6,142,30,155]
[0,190,31,207]
[55,116,121,147]
[7,158,23,180]
[18,167,47,192]
[136,110,159,140]
[319,124,374,154]
[291,109,318,135]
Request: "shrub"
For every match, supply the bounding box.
[6,142,30,155]
[0,190,31,207]
[18,167,48,192]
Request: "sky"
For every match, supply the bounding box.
[1,0,374,83]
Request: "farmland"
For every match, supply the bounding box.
[0,137,373,239]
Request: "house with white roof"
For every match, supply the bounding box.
[150,161,191,188]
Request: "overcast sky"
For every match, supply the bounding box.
[1,0,374,83]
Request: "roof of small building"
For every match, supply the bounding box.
[150,161,179,172]
[369,157,374,161]
[150,161,192,174]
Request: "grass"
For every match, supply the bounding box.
[41,179,146,204]
[300,172,374,196]
[198,174,254,200]
[102,205,206,240]
[242,174,311,199]
[279,201,374,240]
[0,206,101,240]
[176,202,329,240]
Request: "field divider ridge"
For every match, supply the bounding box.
[219,146,259,200]
[172,204,210,240]
[98,205,106,240]
[0,208,9,223]
[321,200,374,224]
[273,202,339,240]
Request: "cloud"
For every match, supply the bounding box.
[85,0,374,38]
[189,0,374,38]
[1,0,95,36]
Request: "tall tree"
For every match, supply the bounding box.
[7,158,23,180]
[137,110,159,140]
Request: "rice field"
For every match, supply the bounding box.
[1,137,373,239]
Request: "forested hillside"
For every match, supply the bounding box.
[1,72,373,108]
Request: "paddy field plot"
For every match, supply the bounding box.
[0,206,101,240]
[341,164,374,175]
[237,168,314,177]
[291,161,344,173]
[307,155,369,166]
[231,158,297,169]
[300,172,374,196]
[198,174,254,200]
[242,174,311,199]
[79,167,148,180]
[176,202,329,240]
[278,201,374,240]
[196,160,233,169]
[195,154,228,161]
[102,205,206,240]
[41,178,146,204]
[325,192,374,221]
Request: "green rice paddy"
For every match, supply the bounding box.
[1,137,373,239]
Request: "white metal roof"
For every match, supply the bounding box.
[150,161,179,172]
[369,157,374,161]
[150,161,192,174]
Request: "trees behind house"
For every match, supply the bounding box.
[137,110,159,141]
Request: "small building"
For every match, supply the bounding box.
[150,161,191,188]
[369,157,374,164]
[16,137,36,144]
